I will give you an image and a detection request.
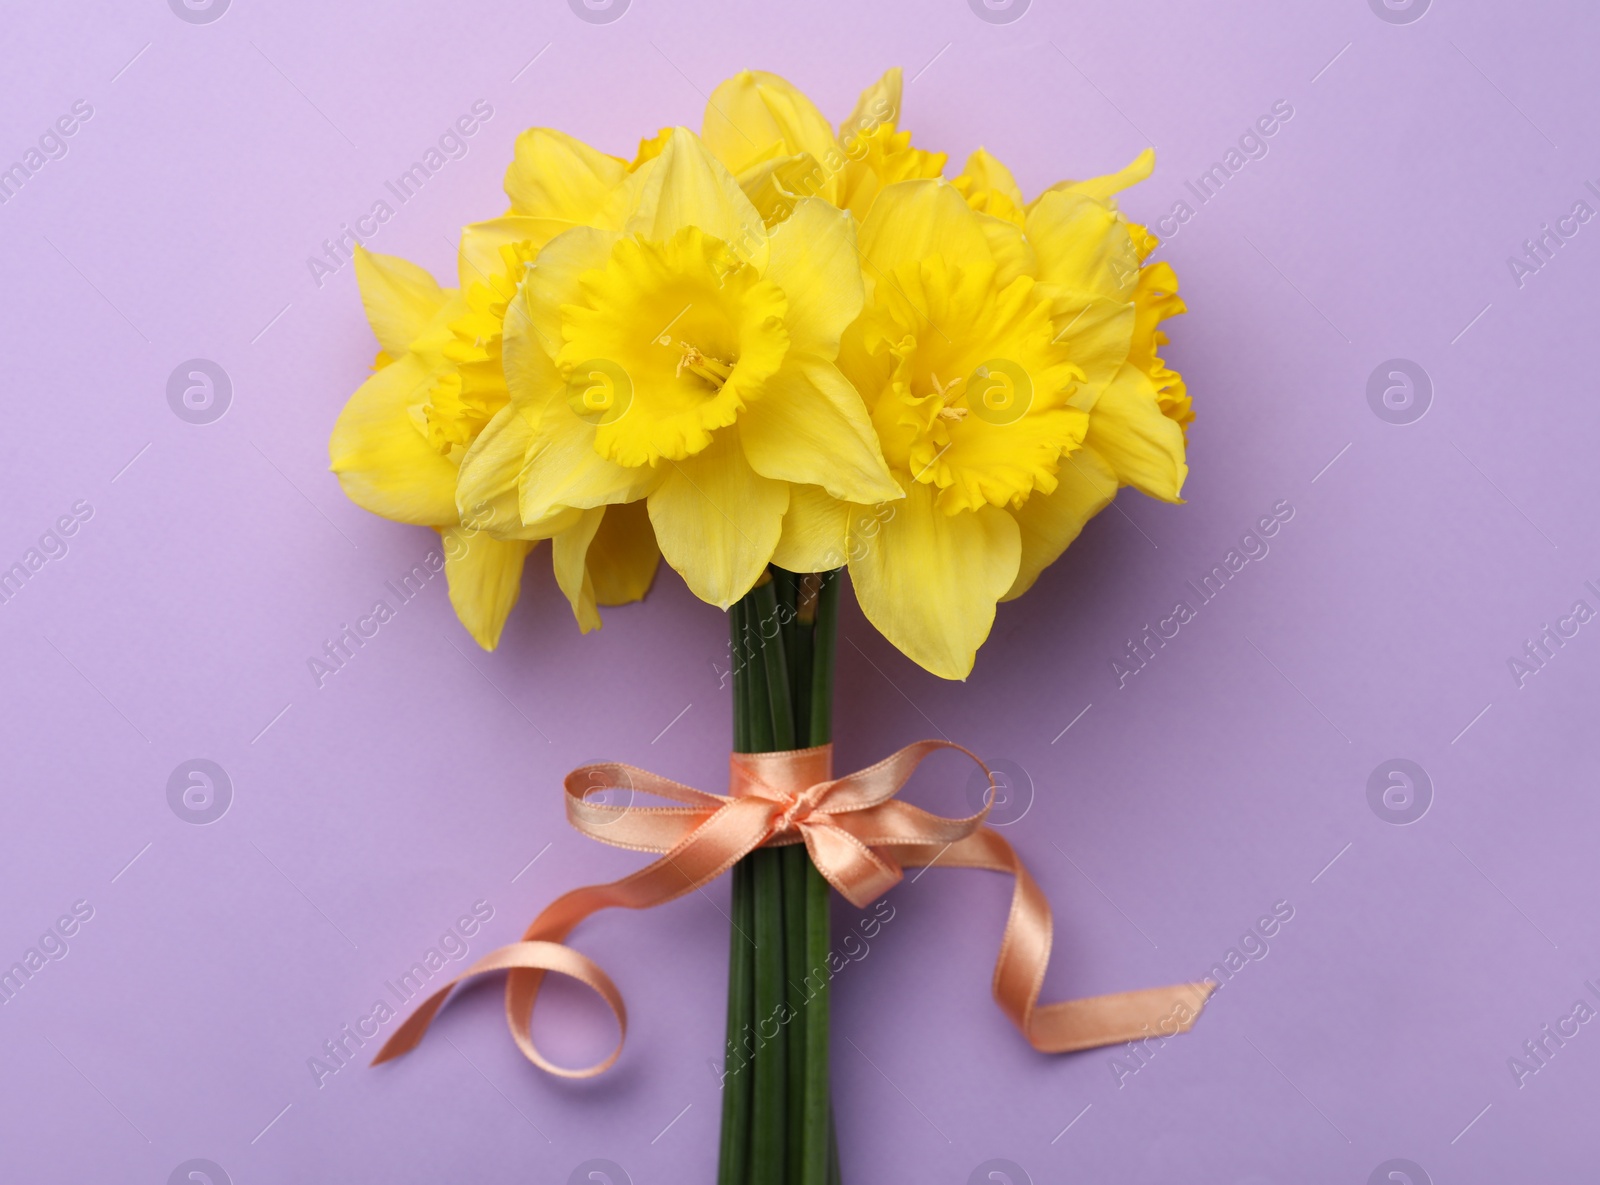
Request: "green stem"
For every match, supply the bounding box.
[782,844,809,1170]
[720,601,756,1185]
[721,570,843,1185]
[802,571,840,1185]
[752,579,796,752]
[757,578,812,1175]
[789,583,814,748]
[746,603,775,755]
[748,577,789,1181]
[749,845,787,1182]
[718,856,754,1185]
[731,600,751,754]
[809,572,839,747]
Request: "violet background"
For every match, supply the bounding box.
[2,0,1597,1181]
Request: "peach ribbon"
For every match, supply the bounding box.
[372,741,1212,1077]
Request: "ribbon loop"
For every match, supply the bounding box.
[373,741,1212,1076]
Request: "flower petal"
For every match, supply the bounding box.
[440,526,534,650]
[976,211,1036,289]
[504,128,630,225]
[1084,365,1188,502]
[704,71,838,193]
[587,500,661,605]
[728,150,826,226]
[550,502,662,633]
[837,127,947,223]
[457,216,575,290]
[1026,189,1140,301]
[1027,149,1156,213]
[648,431,789,608]
[772,484,849,573]
[626,128,768,269]
[954,147,1026,225]
[1025,191,1139,403]
[1064,147,1156,204]
[631,127,674,171]
[456,403,579,540]
[858,180,992,278]
[1003,444,1117,601]
[353,247,446,357]
[842,68,903,141]
[517,225,620,382]
[741,357,900,504]
[520,409,659,524]
[848,484,1020,679]
[763,198,864,357]
[551,509,605,634]
[329,353,457,525]
[1046,294,1135,402]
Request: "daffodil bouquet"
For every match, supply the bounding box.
[331,69,1194,1184]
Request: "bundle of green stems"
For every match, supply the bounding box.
[718,567,842,1185]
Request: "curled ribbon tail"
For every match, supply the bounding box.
[899,822,1215,1054]
[372,761,783,1078]
[371,940,628,1078]
[372,740,1212,1079]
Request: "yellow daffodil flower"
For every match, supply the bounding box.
[330,232,660,648]
[774,158,1188,679]
[951,144,1192,513]
[699,68,945,225]
[456,127,900,609]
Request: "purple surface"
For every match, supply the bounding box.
[2,1,1597,1181]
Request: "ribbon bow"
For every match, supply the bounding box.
[373,741,1212,1077]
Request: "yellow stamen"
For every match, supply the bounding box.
[665,337,734,388]
[931,372,969,421]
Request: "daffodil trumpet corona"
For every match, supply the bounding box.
[327,66,1193,1185]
